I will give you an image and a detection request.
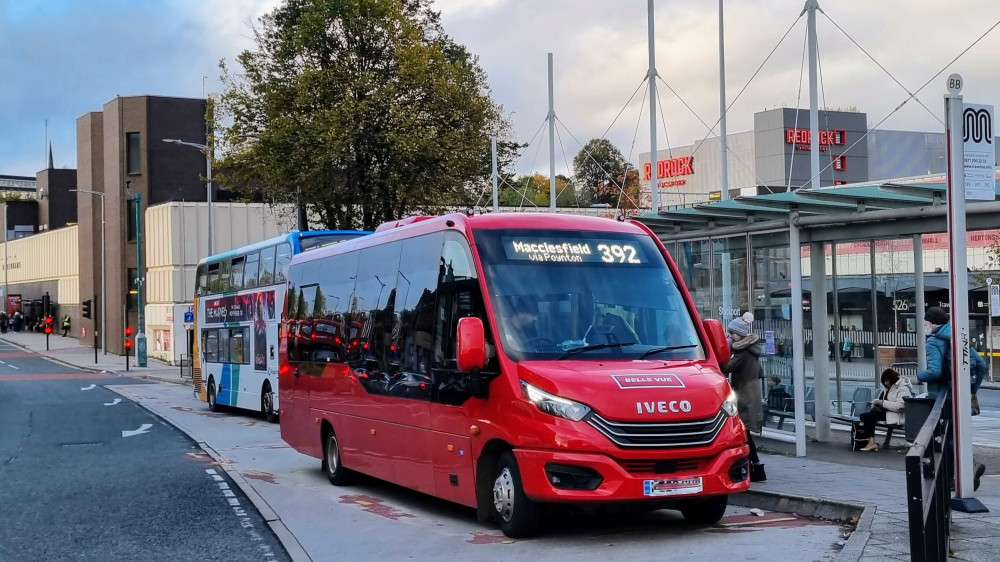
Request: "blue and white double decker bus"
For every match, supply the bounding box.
[193,230,369,421]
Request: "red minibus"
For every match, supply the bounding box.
[279,213,748,537]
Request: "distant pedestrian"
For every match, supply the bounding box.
[0,311,7,334]
[12,312,22,333]
[61,314,71,337]
[722,313,766,482]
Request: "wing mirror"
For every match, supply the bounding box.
[456,317,486,372]
[703,318,731,367]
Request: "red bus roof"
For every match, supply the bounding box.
[291,212,647,266]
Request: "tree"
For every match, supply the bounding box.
[497,173,577,208]
[571,138,642,210]
[215,0,513,230]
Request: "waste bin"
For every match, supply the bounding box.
[904,396,936,442]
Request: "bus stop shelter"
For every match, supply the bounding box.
[634,177,1000,456]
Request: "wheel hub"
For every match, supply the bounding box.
[327,436,339,474]
[493,467,515,522]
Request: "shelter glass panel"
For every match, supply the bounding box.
[710,235,749,325]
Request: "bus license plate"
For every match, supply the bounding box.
[643,477,703,497]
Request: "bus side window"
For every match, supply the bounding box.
[275,243,292,283]
[219,259,232,293]
[204,330,219,363]
[244,252,260,289]
[207,263,220,293]
[195,264,207,297]
[259,246,277,286]
[230,256,245,291]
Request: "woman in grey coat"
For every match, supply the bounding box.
[722,314,766,482]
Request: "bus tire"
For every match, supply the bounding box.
[261,382,278,423]
[207,378,220,412]
[324,429,351,486]
[493,451,541,538]
[680,494,728,525]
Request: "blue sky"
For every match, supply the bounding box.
[2,0,1000,178]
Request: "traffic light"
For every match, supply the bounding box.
[124,326,133,350]
[82,299,92,319]
[44,316,53,335]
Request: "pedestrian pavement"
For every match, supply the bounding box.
[6,330,998,560]
[0,331,190,386]
[757,434,1000,561]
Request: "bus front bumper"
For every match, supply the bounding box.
[514,444,751,503]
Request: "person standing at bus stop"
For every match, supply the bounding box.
[722,314,766,482]
[61,314,71,337]
[917,306,987,490]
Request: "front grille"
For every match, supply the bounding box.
[617,458,703,474]
[587,410,727,449]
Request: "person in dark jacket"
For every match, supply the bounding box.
[722,314,766,482]
[916,306,987,490]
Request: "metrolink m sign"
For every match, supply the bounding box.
[963,103,995,201]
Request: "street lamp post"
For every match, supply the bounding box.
[70,189,107,355]
[162,139,213,255]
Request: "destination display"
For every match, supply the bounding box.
[502,237,648,264]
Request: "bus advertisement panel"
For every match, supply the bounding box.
[279,213,748,538]
[192,230,369,422]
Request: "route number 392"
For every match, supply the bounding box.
[597,243,641,264]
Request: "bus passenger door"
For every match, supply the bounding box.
[429,374,476,507]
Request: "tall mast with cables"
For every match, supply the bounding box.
[805,0,821,190]
[547,53,556,212]
[647,0,659,212]
[718,0,729,200]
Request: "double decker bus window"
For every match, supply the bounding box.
[203,330,218,363]
[219,259,232,293]
[207,263,220,293]
[195,264,207,297]
[259,246,276,286]
[218,328,230,363]
[230,256,246,291]
[275,243,292,283]
[230,328,248,364]
[244,252,260,289]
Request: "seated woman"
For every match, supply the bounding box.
[856,368,912,452]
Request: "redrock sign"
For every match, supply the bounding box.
[643,156,695,180]
[785,128,846,146]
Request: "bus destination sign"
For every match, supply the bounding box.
[503,237,647,264]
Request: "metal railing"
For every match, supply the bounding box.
[905,389,952,562]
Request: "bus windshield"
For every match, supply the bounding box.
[473,228,705,362]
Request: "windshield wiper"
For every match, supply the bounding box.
[558,342,637,360]
[639,344,698,360]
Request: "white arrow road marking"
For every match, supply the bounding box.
[122,424,152,438]
[81,384,96,391]
[9,364,18,370]
[104,398,121,406]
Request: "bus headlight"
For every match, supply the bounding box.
[521,381,591,422]
[721,390,739,418]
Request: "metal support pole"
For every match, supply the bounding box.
[810,242,830,442]
[870,241,879,382]
[647,0,660,212]
[806,0,821,190]
[93,294,98,365]
[832,243,843,413]
[134,193,147,367]
[207,147,215,252]
[492,136,499,213]
[100,195,107,354]
[547,53,556,213]
[789,213,806,456]
[944,84,983,510]
[914,234,927,371]
[718,0,729,200]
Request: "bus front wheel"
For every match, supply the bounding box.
[493,451,541,538]
[680,494,728,525]
[207,378,219,412]
[261,382,278,423]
